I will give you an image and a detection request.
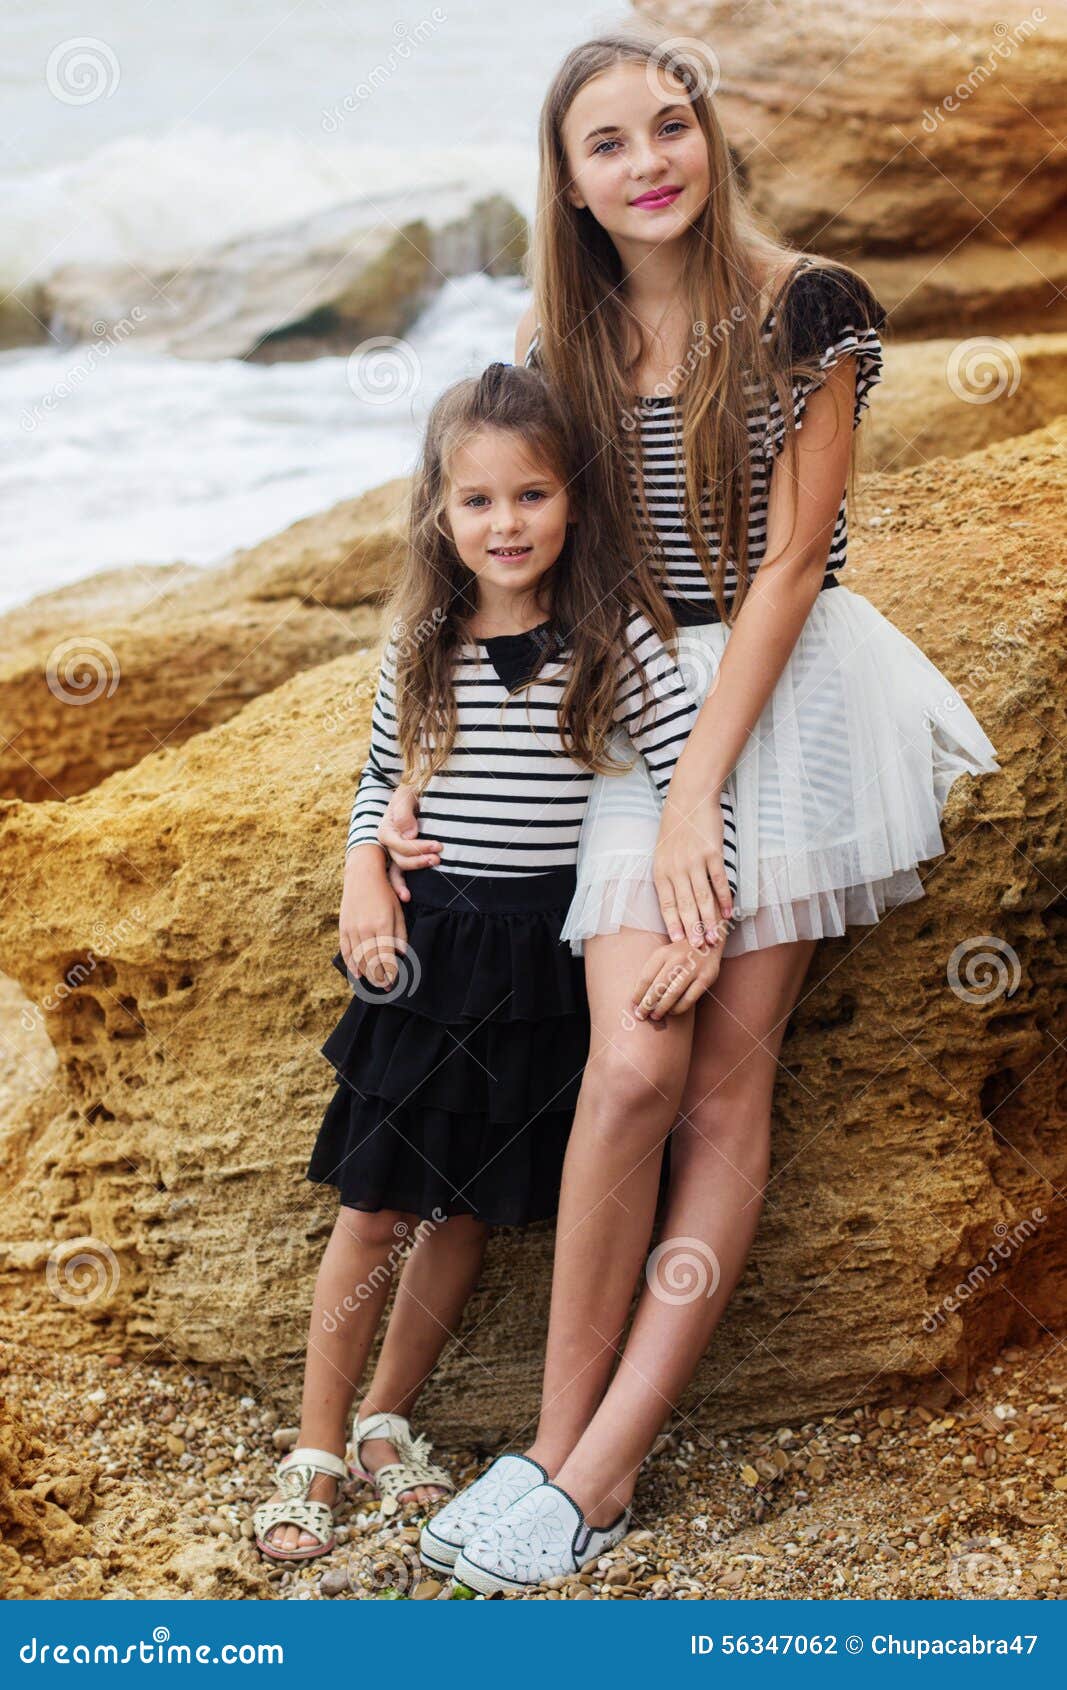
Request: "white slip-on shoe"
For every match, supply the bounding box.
[452,1480,631,1594]
[418,1453,549,1574]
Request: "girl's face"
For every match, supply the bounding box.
[444,427,572,604]
[560,61,710,251]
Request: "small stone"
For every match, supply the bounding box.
[164,1435,186,1458]
[604,1565,631,1586]
[320,1567,349,1596]
[159,1403,178,1425]
[102,1353,124,1368]
[273,1427,299,1452]
[412,1578,442,1600]
[739,1464,760,1486]
[571,1586,594,1599]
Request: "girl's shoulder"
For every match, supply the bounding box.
[515,300,540,368]
[765,257,888,364]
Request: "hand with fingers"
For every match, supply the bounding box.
[376,784,442,902]
[631,936,724,1023]
[653,783,734,951]
[340,844,411,990]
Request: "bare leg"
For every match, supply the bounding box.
[523,929,696,1475]
[356,1212,489,1504]
[262,1203,419,1552]
[549,938,816,1525]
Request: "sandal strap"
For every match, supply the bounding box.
[277,1446,348,1485]
[253,1498,334,1542]
[353,1411,411,1455]
[373,1457,453,1496]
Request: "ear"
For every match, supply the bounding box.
[564,183,586,211]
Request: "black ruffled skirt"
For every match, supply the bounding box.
[307,865,590,1227]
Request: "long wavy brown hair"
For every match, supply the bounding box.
[385,361,663,791]
[528,26,881,623]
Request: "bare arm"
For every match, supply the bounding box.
[654,356,859,945]
[514,300,536,365]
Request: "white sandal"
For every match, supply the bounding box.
[252,1446,348,1562]
[347,1410,454,1515]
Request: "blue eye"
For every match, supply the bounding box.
[521,489,546,502]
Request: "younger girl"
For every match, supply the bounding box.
[252,360,737,1560]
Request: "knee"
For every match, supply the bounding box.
[336,1205,416,1252]
[578,1049,680,1154]
[679,1084,771,1164]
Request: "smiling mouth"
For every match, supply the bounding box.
[631,185,683,207]
[488,546,533,559]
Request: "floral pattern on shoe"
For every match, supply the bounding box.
[453,1481,631,1592]
[419,1452,548,1571]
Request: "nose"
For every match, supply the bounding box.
[630,136,668,181]
[493,503,524,534]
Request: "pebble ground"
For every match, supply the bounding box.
[4,1335,1064,1599]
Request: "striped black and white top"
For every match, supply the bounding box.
[347,610,739,888]
[526,260,887,619]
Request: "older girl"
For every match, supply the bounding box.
[382,30,999,1593]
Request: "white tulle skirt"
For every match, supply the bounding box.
[561,584,1001,958]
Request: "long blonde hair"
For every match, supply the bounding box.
[528,26,878,623]
[386,361,660,790]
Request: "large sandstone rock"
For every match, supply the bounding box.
[869,333,1067,469]
[0,479,407,801]
[638,0,1067,333]
[0,422,1063,1438]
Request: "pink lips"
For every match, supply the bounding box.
[631,185,682,209]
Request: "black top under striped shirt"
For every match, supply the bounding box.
[525,260,887,621]
[347,610,738,890]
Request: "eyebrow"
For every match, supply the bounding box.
[454,478,554,494]
[582,102,689,144]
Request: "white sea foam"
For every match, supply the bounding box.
[1,273,531,614]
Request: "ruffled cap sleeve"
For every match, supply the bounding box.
[763,263,888,460]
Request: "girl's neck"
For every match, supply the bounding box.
[466,586,552,640]
[616,231,688,312]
